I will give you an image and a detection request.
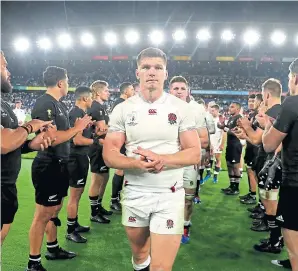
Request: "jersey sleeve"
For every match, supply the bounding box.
[89,103,105,122]
[179,104,196,133]
[273,99,297,134]
[108,104,125,133]
[31,101,56,125]
[195,104,207,128]
[69,108,84,128]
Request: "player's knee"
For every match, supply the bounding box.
[185,193,195,202]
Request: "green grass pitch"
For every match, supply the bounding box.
[1,159,287,271]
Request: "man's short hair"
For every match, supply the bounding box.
[211,104,220,110]
[90,80,108,98]
[119,82,132,94]
[137,47,167,66]
[289,58,298,74]
[197,98,205,105]
[262,78,282,98]
[248,94,256,99]
[231,102,241,109]
[75,86,91,100]
[169,76,188,87]
[132,82,139,90]
[43,66,67,87]
[255,93,263,102]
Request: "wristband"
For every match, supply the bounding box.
[20,123,33,135]
[223,127,229,132]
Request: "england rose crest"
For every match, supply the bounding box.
[166,219,174,229]
[168,113,177,125]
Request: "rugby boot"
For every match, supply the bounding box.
[45,247,76,260]
[181,226,190,244]
[98,205,113,216]
[251,219,269,232]
[110,200,122,212]
[90,213,110,224]
[66,232,87,243]
[271,259,292,269]
[241,196,257,205]
[26,263,47,271]
[254,240,282,254]
[75,222,90,233]
[239,192,251,200]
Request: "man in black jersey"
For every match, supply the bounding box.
[220,102,243,195]
[1,51,54,244]
[263,59,298,270]
[236,79,283,252]
[110,82,134,212]
[240,94,262,205]
[66,86,96,243]
[88,80,112,224]
[27,67,92,271]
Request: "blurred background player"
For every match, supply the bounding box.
[88,80,112,224]
[239,94,262,205]
[110,82,135,212]
[13,99,26,126]
[169,75,208,244]
[66,86,94,244]
[219,102,243,195]
[206,104,226,183]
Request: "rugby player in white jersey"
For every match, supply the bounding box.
[209,104,226,183]
[169,75,209,244]
[103,48,201,271]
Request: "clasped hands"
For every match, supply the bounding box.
[133,146,164,174]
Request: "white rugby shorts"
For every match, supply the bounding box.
[121,187,184,235]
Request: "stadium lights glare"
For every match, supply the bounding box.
[14,37,30,52]
[221,30,235,42]
[37,37,52,50]
[149,30,164,45]
[296,34,298,45]
[57,33,72,49]
[104,32,118,46]
[271,30,286,46]
[173,29,186,42]
[80,32,95,46]
[125,30,140,44]
[196,29,211,41]
[243,30,260,46]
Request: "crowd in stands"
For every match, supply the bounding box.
[4,60,289,114]
[9,60,289,91]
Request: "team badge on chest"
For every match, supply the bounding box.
[168,113,177,125]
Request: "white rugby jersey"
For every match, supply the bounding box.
[13,108,26,125]
[108,92,197,193]
[210,116,223,147]
[188,100,206,129]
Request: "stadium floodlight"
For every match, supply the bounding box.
[173,29,186,42]
[81,32,95,46]
[196,28,211,41]
[14,37,30,52]
[149,30,164,45]
[104,32,118,46]
[37,37,52,50]
[125,30,140,44]
[243,29,260,46]
[271,30,286,46]
[221,29,235,42]
[57,33,72,49]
